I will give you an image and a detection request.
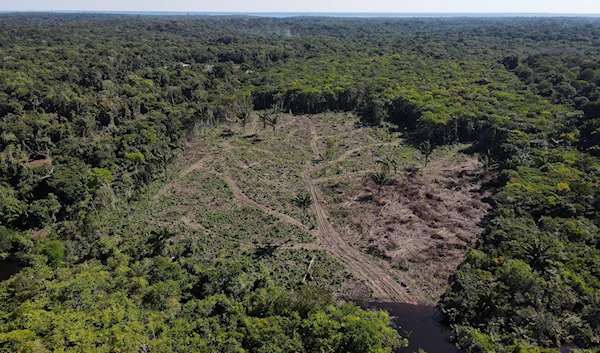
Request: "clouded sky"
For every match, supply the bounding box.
[1,0,599,14]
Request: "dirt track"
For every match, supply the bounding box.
[221,172,309,231]
[304,172,415,303]
[305,122,415,303]
[152,115,417,303]
[152,155,212,202]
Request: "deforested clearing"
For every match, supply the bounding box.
[149,112,492,304]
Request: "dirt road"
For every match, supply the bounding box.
[304,118,415,303]
[304,172,415,303]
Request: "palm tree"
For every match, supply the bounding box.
[148,227,174,256]
[376,156,399,175]
[479,151,498,175]
[235,95,253,131]
[259,111,268,129]
[267,115,278,132]
[418,140,435,167]
[523,240,551,273]
[370,172,389,194]
[292,193,313,220]
[236,109,251,131]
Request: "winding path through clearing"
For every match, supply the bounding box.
[303,172,414,303]
[300,118,415,303]
[221,172,310,232]
[303,120,415,303]
[153,155,212,202]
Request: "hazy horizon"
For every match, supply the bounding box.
[1,0,599,15]
[1,11,600,18]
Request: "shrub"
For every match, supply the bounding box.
[40,240,64,267]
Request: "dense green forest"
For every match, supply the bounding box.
[0,13,600,352]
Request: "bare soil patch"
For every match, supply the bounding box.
[321,151,491,304]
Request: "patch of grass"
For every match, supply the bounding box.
[250,249,348,290]
[311,144,418,180]
[194,206,314,243]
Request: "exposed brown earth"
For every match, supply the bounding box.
[151,113,490,304]
[320,153,492,303]
[305,123,416,303]
[14,156,53,169]
[304,172,416,303]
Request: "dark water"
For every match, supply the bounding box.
[0,260,20,281]
[358,301,461,353]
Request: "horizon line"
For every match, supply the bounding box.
[1,10,600,16]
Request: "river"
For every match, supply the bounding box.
[357,301,461,353]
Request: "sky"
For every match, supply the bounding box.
[1,0,599,14]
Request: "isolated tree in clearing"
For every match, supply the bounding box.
[418,140,435,167]
[293,192,313,220]
[235,95,253,131]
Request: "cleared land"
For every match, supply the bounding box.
[147,112,490,304]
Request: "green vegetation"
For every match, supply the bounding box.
[0,259,403,352]
[370,172,389,194]
[292,193,313,220]
[0,13,599,352]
